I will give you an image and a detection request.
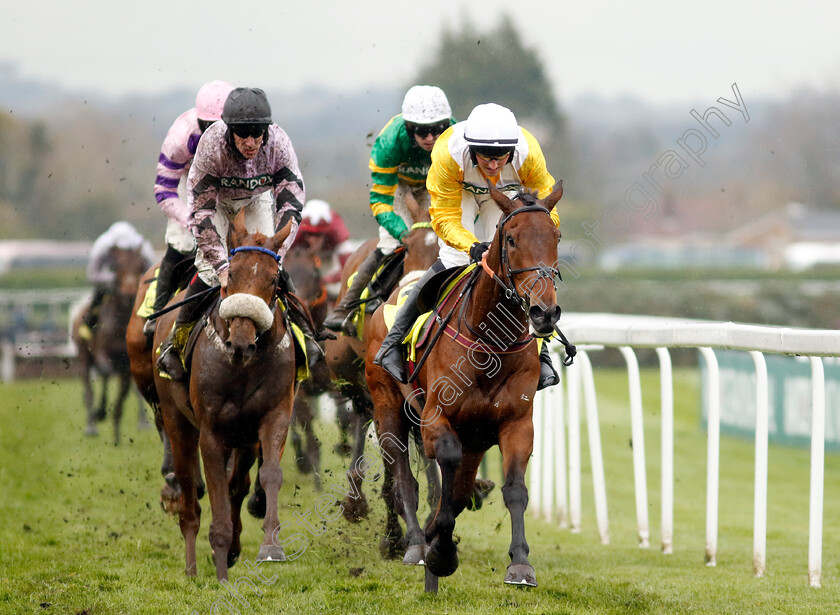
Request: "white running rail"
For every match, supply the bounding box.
[530,312,839,587]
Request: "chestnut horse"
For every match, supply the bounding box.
[72,246,149,444]
[365,181,565,591]
[246,242,329,520]
[154,210,298,580]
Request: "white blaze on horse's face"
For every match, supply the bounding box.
[425,233,437,247]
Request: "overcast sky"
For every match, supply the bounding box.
[2,0,839,106]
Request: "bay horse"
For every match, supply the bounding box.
[324,200,482,557]
[365,181,564,591]
[71,245,149,444]
[153,210,298,580]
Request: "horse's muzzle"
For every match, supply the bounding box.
[529,304,561,337]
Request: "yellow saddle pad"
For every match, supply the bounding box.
[136,267,159,318]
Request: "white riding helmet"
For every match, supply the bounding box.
[107,221,143,249]
[301,199,333,226]
[195,80,235,122]
[401,85,451,124]
[463,103,520,149]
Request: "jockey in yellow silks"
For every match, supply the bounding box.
[374,103,562,389]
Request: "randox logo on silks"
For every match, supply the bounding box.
[220,174,273,190]
[463,181,522,196]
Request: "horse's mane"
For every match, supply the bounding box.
[515,188,541,206]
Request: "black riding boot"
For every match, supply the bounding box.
[537,342,560,391]
[156,277,210,381]
[323,248,386,336]
[143,245,183,337]
[372,260,446,384]
[372,281,422,384]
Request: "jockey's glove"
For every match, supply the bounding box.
[469,241,491,263]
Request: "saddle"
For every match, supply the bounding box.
[383,264,477,364]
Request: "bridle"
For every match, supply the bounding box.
[480,205,561,314]
[223,245,283,337]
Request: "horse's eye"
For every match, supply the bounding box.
[506,235,515,248]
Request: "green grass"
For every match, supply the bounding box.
[1,371,839,614]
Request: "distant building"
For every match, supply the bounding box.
[0,240,92,275]
[727,202,840,270]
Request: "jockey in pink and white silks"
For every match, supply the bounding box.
[145,80,234,336]
[156,87,319,381]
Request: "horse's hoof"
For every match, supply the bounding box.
[402,543,426,566]
[93,408,107,423]
[425,540,458,577]
[333,442,352,458]
[247,490,266,519]
[84,424,99,437]
[466,477,496,511]
[257,544,287,562]
[377,532,403,560]
[295,456,312,474]
[160,481,180,515]
[227,550,240,569]
[504,564,537,587]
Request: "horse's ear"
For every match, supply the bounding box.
[486,179,517,216]
[268,219,293,254]
[229,208,249,248]
[403,190,430,224]
[542,180,564,210]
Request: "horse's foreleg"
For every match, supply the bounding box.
[95,373,108,423]
[164,408,201,577]
[342,399,371,522]
[499,419,537,587]
[199,429,234,581]
[375,412,423,564]
[82,362,98,436]
[112,371,132,446]
[257,409,291,563]
[246,449,266,519]
[227,445,257,570]
[302,398,321,491]
[424,429,462,579]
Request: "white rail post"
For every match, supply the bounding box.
[656,347,674,554]
[530,387,544,518]
[567,357,582,533]
[541,385,555,521]
[699,347,720,566]
[0,338,14,383]
[554,367,568,529]
[579,351,609,544]
[618,346,649,548]
[749,350,768,578]
[808,356,825,588]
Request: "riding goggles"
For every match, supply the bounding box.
[230,123,269,139]
[406,120,450,139]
